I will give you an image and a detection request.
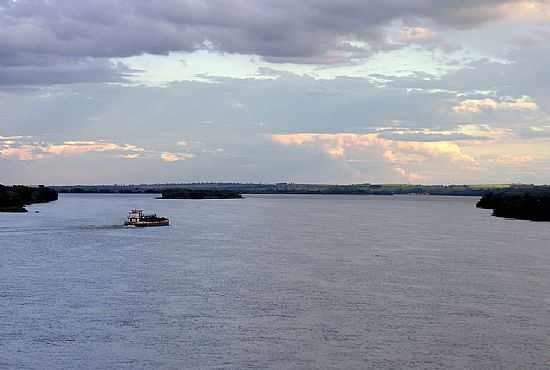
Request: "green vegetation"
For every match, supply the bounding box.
[0,185,58,212]
[161,188,243,199]
[476,186,550,221]
[54,183,510,196]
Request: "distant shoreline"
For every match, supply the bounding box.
[160,188,243,200]
[51,183,521,197]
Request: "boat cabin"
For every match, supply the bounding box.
[128,209,144,222]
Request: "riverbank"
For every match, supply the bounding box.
[477,187,550,221]
[0,185,58,212]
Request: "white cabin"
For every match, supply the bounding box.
[128,209,144,223]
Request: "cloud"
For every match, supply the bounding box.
[516,125,550,138]
[271,131,479,182]
[486,154,536,166]
[0,59,135,86]
[45,141,144,156]
[395,167,425,183]
[160,152,195,162]
[386,38,550,100]
[1,138,200,164]
[496,1,550,22]
[1,68,549,184]
[119,153,142,159]
[0,146,38,160]
[1,0,549,85]
[377,130,490,142]
[399,26,435,44]
[269,120,550,183]
[0,138,147,160]
[453,97,538,113]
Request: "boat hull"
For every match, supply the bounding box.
[125,220,169,227]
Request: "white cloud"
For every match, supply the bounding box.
[453,97,538,113]
[271,131,479,182]
[160,152,195,162]
[1,139,147,161]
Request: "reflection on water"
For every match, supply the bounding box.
[1,194,550,369]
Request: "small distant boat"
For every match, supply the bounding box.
[125,209,169,227]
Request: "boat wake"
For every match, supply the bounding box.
[75,225,127,230]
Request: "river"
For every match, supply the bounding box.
[1,194,549,369]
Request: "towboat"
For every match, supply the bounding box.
[125,209,169,227]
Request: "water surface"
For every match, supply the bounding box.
[1,194,550,369]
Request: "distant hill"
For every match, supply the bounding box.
[477,186,550,221]
[0,185,58,212]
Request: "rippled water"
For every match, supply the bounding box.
[1,194,550,369]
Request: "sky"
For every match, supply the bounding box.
[1,0,550,185]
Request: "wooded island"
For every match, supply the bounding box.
[0,185,58,212]
[477,187,550,221]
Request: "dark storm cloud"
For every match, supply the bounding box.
[0,0,527,85]
[0,59,134,85]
